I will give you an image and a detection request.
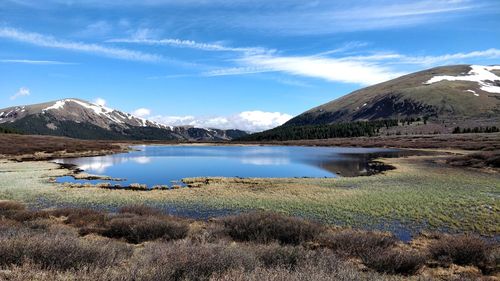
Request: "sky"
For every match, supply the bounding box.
[0,0,499,131]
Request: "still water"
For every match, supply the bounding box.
[55,145,404,187]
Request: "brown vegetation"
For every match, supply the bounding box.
[0,201,498,281]
[0,134,124,160]
[429,234,496,273]
[236,133,500,151]
[222,212,323,245]
[447,150,500,169]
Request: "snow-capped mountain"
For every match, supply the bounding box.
[0,98,247,141]
[286,65,500,126]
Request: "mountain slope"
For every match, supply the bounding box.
[0,98,247,141]
[286,65,500,126]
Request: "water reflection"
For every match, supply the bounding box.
[55,145,407,187]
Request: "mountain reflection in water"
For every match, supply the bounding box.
[55,145,415,187]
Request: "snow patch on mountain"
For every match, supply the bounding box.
[426,65,500,93]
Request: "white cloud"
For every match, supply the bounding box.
[150,111,293,132]
[132,108,152,118]
[0,27,162,62]
[204,47,500,86]
[207,54,404,85]
[10,87,30,100]
[93,97,106,106]
[0,59,74,64]
[339,48,500,65]
[107,37,270,55]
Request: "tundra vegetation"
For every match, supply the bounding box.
[0,201,498,281]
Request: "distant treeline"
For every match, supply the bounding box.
[452,126,499,134]
[0,126,20,134]
[237,119,399,141]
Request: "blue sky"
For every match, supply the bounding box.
[1,0,499,131]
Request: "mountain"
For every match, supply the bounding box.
[0,98,247,141]
[286,65,500,126]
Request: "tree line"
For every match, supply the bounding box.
[0,126,20,134]
[237,119,399,141]
[452,126,499,134]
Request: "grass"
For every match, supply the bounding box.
[0,202,497,280]
[0,154,498,236]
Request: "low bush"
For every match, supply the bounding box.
[361,248,425,275]
[0,201,25,212]
[130,241,257,281]
[0,232,131,270]
[222,212,323,245]
[429,235,493,271]
[48,208,107,228]
[254,244,308,270]
[118,205,161,216]
[318,230,397,257]
[101,215,189,243]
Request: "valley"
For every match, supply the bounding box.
[1,65,499,280]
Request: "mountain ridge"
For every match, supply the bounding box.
[0,98,247,141]
[286,65,500,126]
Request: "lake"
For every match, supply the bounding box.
[55,145,406,187]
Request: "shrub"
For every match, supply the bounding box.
[318,230,397,257]
[222,212,323,245]
[0,232,132,270]
[361,248,425,275]
[255,244,307,270]
[429,235,493,271]
[130,241,257,281]
[101,216,189,243]
[0,201,25,212]
[119,205,161,216]
[48,208,107,228]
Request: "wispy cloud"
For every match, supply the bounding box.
[0,27,162,62]
[338,48,500,65]
[0,59,74,64]
[204,46,500,86]
[107,37,270,54]
[10,87,30,100]
[4,0,492,35]
[206,54,404,85]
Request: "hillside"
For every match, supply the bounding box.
[0,99,247,141]
[286,65,500,126]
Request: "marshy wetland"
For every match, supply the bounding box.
[0,144,498,240]
[0,135,499,280]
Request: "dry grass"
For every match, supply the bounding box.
[0,201,497,280]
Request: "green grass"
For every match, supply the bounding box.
[0,156,498,235]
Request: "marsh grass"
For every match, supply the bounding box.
[0,202,497,280]
[1,155,498,236]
